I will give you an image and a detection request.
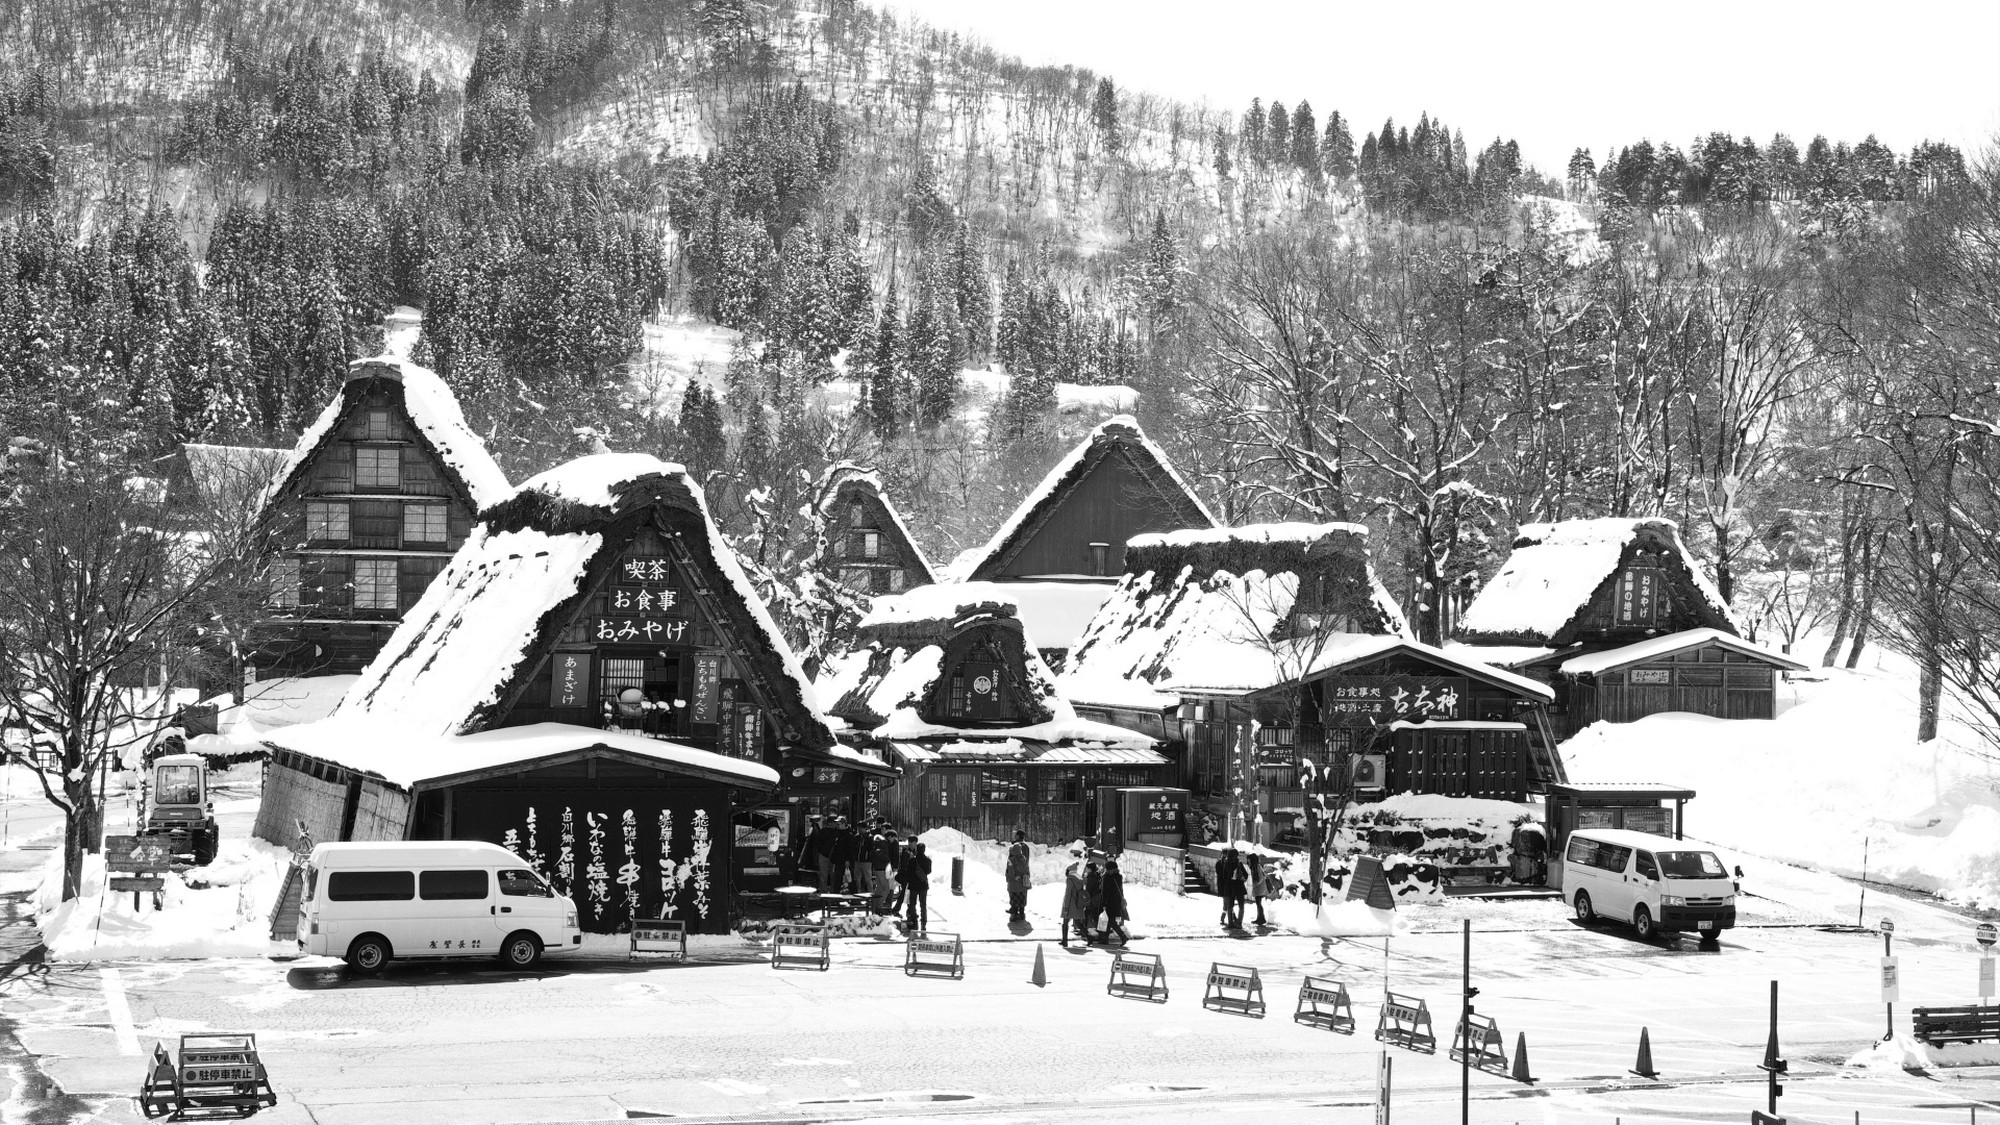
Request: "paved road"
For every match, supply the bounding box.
[2,785,1997,1125]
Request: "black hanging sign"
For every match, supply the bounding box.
[550,653,592,708]
[692,654,721,723]
[592,617,691,644]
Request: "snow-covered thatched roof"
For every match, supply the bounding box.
[815,582,1154,749]
[1557,627,1808,676]
[950,414,1218,581]
[1455,517,1740,646]
[338,454,838,750]
[1062,522,1549,704]
[265,355,511,513]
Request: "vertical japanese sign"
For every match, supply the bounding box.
[691,654,720,723]
[550,653,591,708]
[1615,569,1659,626]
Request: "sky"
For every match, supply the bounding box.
[887,0,2000,174]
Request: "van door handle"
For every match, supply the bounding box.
[500,906,512,913]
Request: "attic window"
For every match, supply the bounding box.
[861,531,881,559]
[849,501,865,527]
[1089,542,1111,577]
[362,409,393,441]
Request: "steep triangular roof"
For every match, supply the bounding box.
[264,355,511,514]
[814,463,937,585]
[1455,517,1740,646]
[338,454,837,750]
[955,414,1218,581]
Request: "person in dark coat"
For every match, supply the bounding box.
[1058,849,1089,946]
[1100,857,1130,944]
[1082,852,1107,943]
[897,840,932,931]
[794,815,822,883]
[1246,851,1271,926]
[1004,829,1032,920]
[828,817,859,891]
[868,825,900,911]
[1215,847,1248,929]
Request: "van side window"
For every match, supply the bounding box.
[1565,837,1599,867]
[326,870,414,901]
[1635,852,1659,879]
[418,870,489,900]
[498,869,554,898]
[1596,844,1632,872]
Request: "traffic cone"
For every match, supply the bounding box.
[1029,943,1047,987]
[1510,1032,1535,1084]
[1630,1026,1659,1079]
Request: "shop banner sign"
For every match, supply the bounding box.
[1615,568,1659,625]
[616,556,677,589]
[550,653,591,708]
[1141,792,1184,834]
[593,616,690,644]
[1321,676,1468,722]
[692,654,720,723]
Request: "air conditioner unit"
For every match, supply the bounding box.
[1349,753,1387,790]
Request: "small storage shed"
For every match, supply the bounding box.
[1556,629,1808,726]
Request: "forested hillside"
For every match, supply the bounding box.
[2,0,1997,751]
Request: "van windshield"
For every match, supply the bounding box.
[1658,851,1727,879]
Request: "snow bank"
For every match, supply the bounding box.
[34,838,290,962]
[1845,1034,2000,1071]
[1561,668,2000,909]
[1268,896,1407,939]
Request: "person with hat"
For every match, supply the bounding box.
[1004,829,1032,921]
[1059,848,1089,946]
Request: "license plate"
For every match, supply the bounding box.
[1697,921,1714,931]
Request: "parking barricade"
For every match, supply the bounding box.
[1293,975,1356,1033]
[770,924,829,971]
[139,1032,278,1119]
[904,932,965,979]
[1106,951,1169,1002]
[1374,992,1437,1054]
[629,918,687,962]
[1201,962,1266,1018]
[1450,1012,1511,1075]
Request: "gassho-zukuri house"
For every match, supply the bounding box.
[816,583,1168,842]
[257,454,895,933]
[1058,523,1565,848]
[253,355,512,679]
[942,414,1219,667]
[1447,517,1808,738]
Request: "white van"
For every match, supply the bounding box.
[298,841,581,971]
[1561,828,1736,946]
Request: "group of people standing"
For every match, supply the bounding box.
[1058,845,1131,946]
[1212,845,1282,930]
[792,814,932,930]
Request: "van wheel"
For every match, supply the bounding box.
[345,935,391,974]
[1573,890,1596,924]
[1633,906,1658,941]
[499,931,542,969]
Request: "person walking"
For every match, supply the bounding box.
[1082,851,1107,943]
[854,821,878,903]
[1059,849,1089,946]
[898,840,932,932]
[1216,846,1248,930]
[1004,829,1032,921]
[1100,856,1130,945]
[869,824,899,912]
[829,817,859,891]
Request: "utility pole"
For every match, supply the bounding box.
[1753,979,1787,1124]
[1460,918,1475,1124]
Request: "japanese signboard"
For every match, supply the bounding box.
[1141,791,1184,835]
[592,616,690,644]
[1622,807,1673,836]
[1615,568,1659,626]
[104,835,172,873]
[616,556,676,588]
[1320,676,1468,723]
[606,585,683,615]
[1629,668,1672,685]
[691,654,720,723]
[550,653,592,708]
[1880,956,1900,1002]
[1980,954,1995,1000]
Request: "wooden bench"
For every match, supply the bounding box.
[1912,1004,2000,1045]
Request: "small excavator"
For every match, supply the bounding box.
[141,753,220,867]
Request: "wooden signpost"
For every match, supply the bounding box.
[1294,975,1357,1033]
[629,918,687,962]
[1201,962,1267,1018]
[770,924,829,971]
[904,932,965,979]
[1374,992,1437,1054]
[1449,1012,1511,1075]
[1106,951,1169,1002]
[105,834,172,910]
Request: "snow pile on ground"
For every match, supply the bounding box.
[34,837,290,962]
[1267,896,1407,939]
[1845,1033,2000,1070]
[1562,667,2000,908]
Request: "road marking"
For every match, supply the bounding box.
[702,1078,766,1097]
[99,967,139,1056]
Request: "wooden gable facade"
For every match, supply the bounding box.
[968,417,1217,581]
[816,468,935,596]
[255,360,505,677]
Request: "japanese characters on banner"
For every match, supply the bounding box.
[597,553,691,644]
[1615,568,1659,626]
[550,653,591,708]
[692,654,720,723]
[593,615,689,644]
[1320,676,1468,722]
[492,798,722,932]
[617,556,675,588]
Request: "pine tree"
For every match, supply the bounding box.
[949,221,992,361]
[1566,148,1595,197]
[1243,98,1264,164]
[679,379,726,474]
[1290,101,1320,178]
[907,258,958,428]
[1320,111,1354,179]
[1211,124,1233,180]
[735,395,770,491]
[1139,211,1181,317]
[1091,77,1121,159]
[1266,101,1289,166]
[869,278,904,435]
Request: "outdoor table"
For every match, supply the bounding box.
[815,893,871,923]
[774,885,817,920]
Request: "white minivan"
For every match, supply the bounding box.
[1562,828,1737,947]
[298,841,581,972]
